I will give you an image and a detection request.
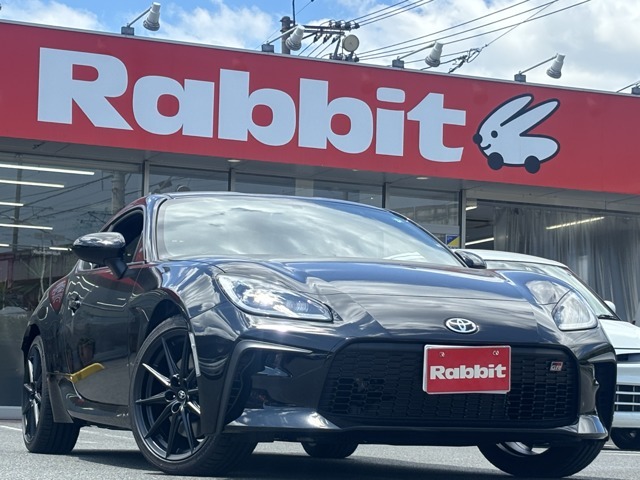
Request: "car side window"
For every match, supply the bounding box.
[109,211,144,264]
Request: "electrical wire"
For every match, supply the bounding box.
[311,36,340,58]
[299,0,437,59]
[483,0,556,48]
[303,35,333,57]
[421,0,559,74]
[259,0,319,48]
[357,0,437,27]
[440,0,590,46]
[360,0,588,63]
[347,0,414,23]
[358,0,533,58]
[359,0,556,60]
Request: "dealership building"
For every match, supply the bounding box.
[1,19,639,415]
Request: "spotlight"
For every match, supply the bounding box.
[425,42,443,68]
[121,3,161,36]
[514,53,565,83]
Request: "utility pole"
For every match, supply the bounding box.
[280,16,293,55]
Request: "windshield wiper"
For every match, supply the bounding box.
[597,314,619,320]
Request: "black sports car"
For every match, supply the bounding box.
[21,192,616,477]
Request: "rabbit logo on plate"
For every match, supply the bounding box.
[473,94,560,174]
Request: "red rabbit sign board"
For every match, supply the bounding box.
[0,20,638,194]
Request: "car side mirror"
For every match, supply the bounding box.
[604,300,616,314]
[455,250,487,269]
[72,232,128,279]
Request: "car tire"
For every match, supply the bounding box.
[22,336,80,454]
[478,440,605,477]
[301,440,358,459]
[611,429,640,450]
[129,317,256,476]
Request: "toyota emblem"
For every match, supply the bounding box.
[445,318,478,334]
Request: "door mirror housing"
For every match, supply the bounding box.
[455,250,487,269]
[72,232,128,278]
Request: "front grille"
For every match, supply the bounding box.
[318,343,578,429]
[615,384,640,412]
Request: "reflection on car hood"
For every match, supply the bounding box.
[212,259,556,343]
[600,319,640,352]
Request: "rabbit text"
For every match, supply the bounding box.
[37,47,467,162]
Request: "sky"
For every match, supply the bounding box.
[0,0,638,94]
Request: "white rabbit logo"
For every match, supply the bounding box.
[473,94,560,174]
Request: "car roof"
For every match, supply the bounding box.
[459,249,567,268]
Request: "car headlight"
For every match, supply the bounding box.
[551,290,598,331]
[526,280,597,331]
[217,274,333,322]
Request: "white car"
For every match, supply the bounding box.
[458,249,640,450]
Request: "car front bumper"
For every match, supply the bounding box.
[193,331,617,443]
[613,360,640,429]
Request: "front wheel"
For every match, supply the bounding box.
[611,429,640,450]
[301,440,358,459]
[129,317,255,476]
[478,440,605,477]
[22,336,80,454]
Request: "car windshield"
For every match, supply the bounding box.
[156,195,461,266]
[485,260,618,318]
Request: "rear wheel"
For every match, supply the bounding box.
[22,336,80,454]
[611,429,640,450]
[130,317,255,476]
[478,440,605,477]
[301,440,358,459]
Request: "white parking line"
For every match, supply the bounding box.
[81,429,135,441]
[0,425,21,432]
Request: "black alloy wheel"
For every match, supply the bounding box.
[130,317,255,476]
[22,336,80,453]
[478,440,605,477]
[611,429,640,450]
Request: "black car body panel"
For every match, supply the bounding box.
[21,192,617,476]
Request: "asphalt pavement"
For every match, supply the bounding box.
[1,419,638,480]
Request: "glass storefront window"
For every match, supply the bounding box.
[1,163,142,309]
[235,173,296,195]
[386,187,459,244]
[0,160,142,407]
[313,180,382,207]
[148,166,228,194]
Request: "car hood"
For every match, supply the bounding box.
[600,319,640,352]
[210,259,563,344]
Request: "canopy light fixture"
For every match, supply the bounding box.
[0,163,94,175]
[0,223,53,231]
[0,179,64,188]
[466,237,494,246]
[514,53,565,82]
[546,216,604,230]
[121,2,161,36]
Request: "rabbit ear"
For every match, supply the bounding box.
[484,95,534,127]
[505,99,560,134]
